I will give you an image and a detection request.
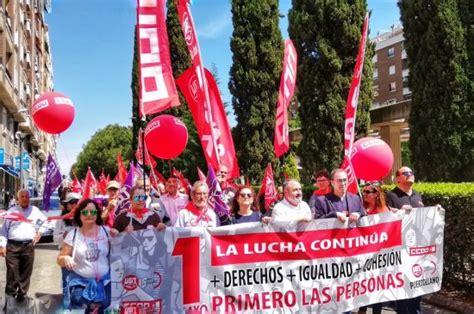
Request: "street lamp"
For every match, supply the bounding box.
[15,131,26,189]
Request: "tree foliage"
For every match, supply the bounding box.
[288,0,373,183]
[73,124,133,179]
[229,0,284,182]
[399,0,473,181]
[282,151,300,182]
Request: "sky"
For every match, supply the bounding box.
[45,0,401,174]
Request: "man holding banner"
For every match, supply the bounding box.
[313,169,365,222]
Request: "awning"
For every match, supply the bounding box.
[0,164,19,177]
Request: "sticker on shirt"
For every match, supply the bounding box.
[86,242,100,262]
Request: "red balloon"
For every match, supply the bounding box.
[32,92,75,134]
[144,115,188,159]
[351,137,394,181]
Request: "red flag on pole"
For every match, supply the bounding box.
[98,170,107,195]
[258,163,278,211]
[176,66,240,178]
[274,39,298,157]
[136,0,179,117]
[71,172,82,193]
[82,167,97,200]
[136,128,157,168]
[341,13,369,194]
[117,152,128,184]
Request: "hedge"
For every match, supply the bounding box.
[302,183,474,291]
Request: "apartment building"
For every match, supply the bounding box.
[0,0,55,208]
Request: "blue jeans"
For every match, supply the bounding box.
[69,283,111,313]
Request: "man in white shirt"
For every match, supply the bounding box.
[160,176,189,226]
[0,189,46,302]
[271,180,312,222]
[175,181,217,228]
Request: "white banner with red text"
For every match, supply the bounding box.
[109,206,444,313]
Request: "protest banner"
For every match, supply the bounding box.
[109,206,444,313]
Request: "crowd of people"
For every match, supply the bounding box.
[0,165,425,313]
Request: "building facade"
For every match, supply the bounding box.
[0,0,54,209]
[369,25,411,181]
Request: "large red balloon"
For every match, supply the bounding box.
[32,92,75,134]
[144,115,188,159]
[351,137,394,181]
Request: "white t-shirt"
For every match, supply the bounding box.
[64,226,110,279]
[271,199,312,222]
[174,207,217,228]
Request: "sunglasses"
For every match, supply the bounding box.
[363,190,377,194]
[133,195,147,202]
[239,193,253,198]
[81,209,98,216]
[143,236,155,242]
[401,171,415,177]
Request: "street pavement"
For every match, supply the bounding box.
[0,243,455,313]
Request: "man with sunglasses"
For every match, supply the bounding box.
[0,189,47,304]
[386,166,424,212]
[313,169,365,223]
[385,166,424,314]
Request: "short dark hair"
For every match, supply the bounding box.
[73,199,103,227]
[314,169,329,180]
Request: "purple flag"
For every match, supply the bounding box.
[43,154,62,211]
[116,163,134,214]
[206,165,230,224]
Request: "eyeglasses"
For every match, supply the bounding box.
[239,193,253,198]
[335,178,348,183]
[363,190,377,194]
[133,195,147,202]
[401,171,414,177]
[81,209,98,216]
[193,192,208,196]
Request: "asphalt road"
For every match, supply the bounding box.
[0,243,455,313]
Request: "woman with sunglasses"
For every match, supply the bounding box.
[362,183,389,215]
[57,199,111,313]
[358,183,389,314]
[112,186,165,233]
[230,186,272,224]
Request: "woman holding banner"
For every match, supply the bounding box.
[57,199,111,313]
[111,186,165,233]
[230,186,271,224]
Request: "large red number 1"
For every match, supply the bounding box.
[172,237,200,305]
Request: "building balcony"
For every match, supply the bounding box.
[402,69,409,78]
[403,87,411,95]
[0,65,19,113]
[19,117,34,136]
[0,8,4,32]
[402,50,407,59]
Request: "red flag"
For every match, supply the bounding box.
[0,211,32,223]
[274,39,298,157]
[176,66,240,178]
[177,1,240,177]
[258,163,278,211]
[71,173,82,193]
[342,13,369,194]
[172,168,189,190]
[117,152,128,184]
[197,167,206,182]
[98,171,107,195]
[136,128,157,168]
[82,167,97,200]
[136,0,179,116]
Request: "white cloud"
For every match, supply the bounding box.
[197,11,232,39]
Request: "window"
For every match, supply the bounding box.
[373,68,378,79]
[389,65,396,75]
[389,82,396,92]
[403,78,409,89]
[387,47,395,58]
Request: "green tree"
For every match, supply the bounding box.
[229,0,284,182]
[282,151,300,181]
[288,1,373,183]
[73,124,133,179]
[399,0,473,181]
